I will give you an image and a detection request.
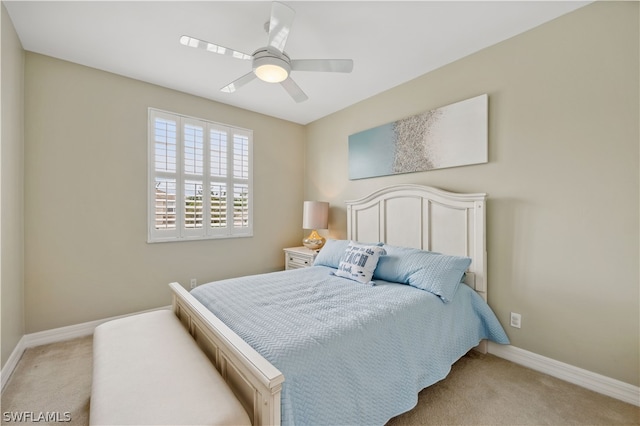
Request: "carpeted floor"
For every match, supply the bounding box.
[1,336,92,426]
[2,336,639,425]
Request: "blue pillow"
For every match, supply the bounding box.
[313,239,351,268]
[374,245,471,303]
[314,239,382,269]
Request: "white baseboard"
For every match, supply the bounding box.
[488,342,640,407]
[1,336,27,392]
[22,305,171,348]
[1,305,170,393]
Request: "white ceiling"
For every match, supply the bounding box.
[5,1,590,125]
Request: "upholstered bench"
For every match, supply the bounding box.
[90,309,251,426]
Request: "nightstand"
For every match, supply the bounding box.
[283,246,318,270]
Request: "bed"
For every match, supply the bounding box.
[169,184,509,425]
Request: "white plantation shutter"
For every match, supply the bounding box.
[231,134,251,231]
[148,108,253,242]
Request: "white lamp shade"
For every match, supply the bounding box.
[302,201,329,230]
[253,55,290,83]
[254,63,289,83]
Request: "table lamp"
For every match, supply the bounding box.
[302,201,329,250]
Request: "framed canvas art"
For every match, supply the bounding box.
[349,94,488,179]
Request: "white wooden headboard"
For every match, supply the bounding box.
[346,184,487,301]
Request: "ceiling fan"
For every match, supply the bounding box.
[179,1,353,103]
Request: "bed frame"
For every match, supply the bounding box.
[169,184,487,426]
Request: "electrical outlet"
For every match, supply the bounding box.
[190,278,197,289]
[510,312,522,329]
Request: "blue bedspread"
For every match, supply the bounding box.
[191,266,509,425]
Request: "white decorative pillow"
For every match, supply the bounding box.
[335,241,386,284]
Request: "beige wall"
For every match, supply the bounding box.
[305,1,639,386]
[1,4,25,368]
[24,53,305,333]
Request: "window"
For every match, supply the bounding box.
[148,108,253,242]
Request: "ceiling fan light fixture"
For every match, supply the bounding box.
[180,2,353,102]
[253,55,290,83]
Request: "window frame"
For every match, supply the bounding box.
[147,108,253,243]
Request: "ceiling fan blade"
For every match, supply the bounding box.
[280,77,308,103]
[221,72,257,93]
[180,35,252,60]
[267,2,295,53]
[290,59,354,73]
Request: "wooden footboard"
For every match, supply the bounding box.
[169,282,284,426]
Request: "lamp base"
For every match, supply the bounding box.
[303,229,326,250]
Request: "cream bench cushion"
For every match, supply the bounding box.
[90,309,251,426]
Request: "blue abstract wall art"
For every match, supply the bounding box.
[348,94,488,180]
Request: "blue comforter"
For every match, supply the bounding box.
[191,266,509,425]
